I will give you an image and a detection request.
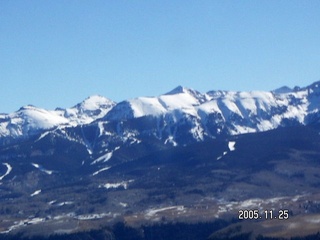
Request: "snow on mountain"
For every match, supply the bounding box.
[129,97,167,118]
[1,81,320,148]
[102,81,320,144]
[0,163,12,181]
[0,105,69,138]
[105,86,205,121]
[0,95,115,141]
[62,95,116,124]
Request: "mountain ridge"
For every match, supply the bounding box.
[1,81,320,149]
[1,81,320,238]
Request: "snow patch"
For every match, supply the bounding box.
[145,206,185,217]
[35,131,51,142]
[164,136,177,146]
[56,201,74,207]
[31,163,53,175]
[30,189,41,197]
[218,206,228,214]
[0,217,46,234]
[53,212,76,220]
[228,141,236,151]
[0,163,12,180]
[120,202,128,207]
[91,152,113,165]
[217,151,228,160]
[92,166,111,176]
[237,196,286,209]
[292,195,303,202]
[75,212,111,220]
[99,180,134,190]
[98,122,105,137]
[27,217,45,224]
[48,200,57,205]
[238,198,262,208]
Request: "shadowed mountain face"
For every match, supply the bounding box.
[1,124,320,239]
[1,82,320,239]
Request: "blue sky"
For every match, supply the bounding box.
[1,1,320,113]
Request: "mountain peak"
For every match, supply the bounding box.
[164,85,206,101]
[18,104,38,111]
[75,95,115,111]
[272,86,292,94]
[165,85,189,95]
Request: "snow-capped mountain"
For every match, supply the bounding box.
[101,81,320,145]
[1,81,320,238]
[0,95,115,144]
[1,81,320,149]
[57,95,116,125]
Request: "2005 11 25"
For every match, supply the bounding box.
[238,209,289,220]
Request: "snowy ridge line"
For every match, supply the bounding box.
[0,95,115,139]
[1,81,320,146]
[102,82,320,145]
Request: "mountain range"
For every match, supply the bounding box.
[1,81,320,148]
[1,81,320,239]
